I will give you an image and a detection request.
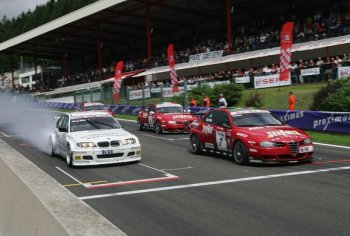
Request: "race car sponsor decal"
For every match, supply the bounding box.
[191,121,199,127]
[202,125,213,134]
[249,148,257,152]
[172,115,193,119]
[236,132,248,138]
[267,130,301,138]
[204,142,215,149]
[216,131,227,151]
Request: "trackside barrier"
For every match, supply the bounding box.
[0,139,126,236]
[34,102,350,134]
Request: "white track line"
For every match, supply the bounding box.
[56,166,86,187]
[79,166,350,200]
[314,142,350,149]
[141,133,175,141]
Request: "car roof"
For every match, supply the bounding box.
[83,102,105,107]
[219,107,271,115]
[68,111,112,118]
[155,102,182,108]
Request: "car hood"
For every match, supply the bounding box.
[67,129,136,142]
[158,113,194,121]
[237,125,310,142]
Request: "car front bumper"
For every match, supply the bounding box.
[248,145,314,163]
[71,145,141,166]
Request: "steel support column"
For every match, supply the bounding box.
[146,5,152,66]
[226,0,233,55]
[97,33,104,80]
[11,54,15,92]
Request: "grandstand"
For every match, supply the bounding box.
[0,0,349,102]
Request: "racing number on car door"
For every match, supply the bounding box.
[215,111,231,151]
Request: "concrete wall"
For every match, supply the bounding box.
[0,139,126,236]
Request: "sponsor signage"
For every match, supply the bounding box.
[235,76,250,84]
[129,88,151,100]
[270,110,350,134]
[338,66,350,79]
[300,67,320,76]
[254,73,291,89]
[189,50,224,62]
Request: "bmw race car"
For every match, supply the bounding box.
[50,111,141,167]
[137,102,196,134]
[189,108,314,164]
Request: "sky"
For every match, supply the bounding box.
[0,0,49,19]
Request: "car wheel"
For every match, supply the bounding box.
[155,121,162,134]
[137,119,144,131]
[66,145,74,167]
[50,138,56,157]
[233,141,249,165]
[190,134,202,154]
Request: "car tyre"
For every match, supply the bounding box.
[66,145,74,167]
[233,141,249,165]
[190,134,202,154]
[155,121,162,134]
[137,119,144,131]
[50,138,56,157]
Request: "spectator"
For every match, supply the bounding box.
[189,97,197,107]
[218,94,228,108]
[288,91,296,110]
[202,95,210,108]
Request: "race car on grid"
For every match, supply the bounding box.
[137,102,196,134]
[189,108,314,164]
[76,102,113,116]
[50,111,141,167]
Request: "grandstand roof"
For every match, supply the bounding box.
[0,0,284,60]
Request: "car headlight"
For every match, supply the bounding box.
[77,142,97,148]
[121,138,136,145]
[259,141,276,147]
[302,138,312,144]
[168,120,176,124]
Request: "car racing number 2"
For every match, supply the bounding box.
[216,131,227,151]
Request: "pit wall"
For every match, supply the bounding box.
[0,139,126,236]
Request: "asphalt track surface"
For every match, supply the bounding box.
[1,112,350,236]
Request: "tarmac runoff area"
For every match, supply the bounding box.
[0,139,126,236]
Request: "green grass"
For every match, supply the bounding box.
[305,130,350,146]
[238,83,325,110]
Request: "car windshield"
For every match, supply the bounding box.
[70,117,121,132]
[232,112,282,127]
[84,105,107,111]
[157,106,183,113]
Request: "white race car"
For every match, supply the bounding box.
[50,111,141,167]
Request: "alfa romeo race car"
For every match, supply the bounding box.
[50,111,141,167]
[189,108,314,164]
[76,102,113,116]
[137,102,196,134]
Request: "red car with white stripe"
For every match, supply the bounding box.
[189,108,314,164]
[137,102,196,134]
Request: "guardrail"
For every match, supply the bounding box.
[34,102,350,134]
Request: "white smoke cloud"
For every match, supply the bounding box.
[0,93,59,154]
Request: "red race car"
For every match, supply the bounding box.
[137,102,196,134]
[189,108,314,164]
[77,102,113,116]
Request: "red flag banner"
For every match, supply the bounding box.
[167,44,179,93]
[279,22,294,81]
[113,61,124,102]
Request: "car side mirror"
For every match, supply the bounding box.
[58,127,68,132]
[221,122,231,129]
